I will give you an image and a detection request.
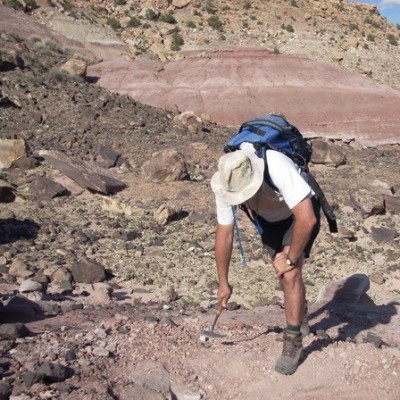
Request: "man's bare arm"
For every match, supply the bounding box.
[215,223,234,306]
[287,196,317,263]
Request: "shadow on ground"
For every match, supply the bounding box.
[0,218,40,244]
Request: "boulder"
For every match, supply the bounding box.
[142,149,187,182]
[0,138,27,169]
[316,273,370,305]
[71,258,106,283]
[59,58,87,77]
[311,140,346,166]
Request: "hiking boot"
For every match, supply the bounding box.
[275,330,303,375]
[300,319,310,337]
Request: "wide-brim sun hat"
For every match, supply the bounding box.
[211,150,265,205]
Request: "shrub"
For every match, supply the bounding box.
[243,1,251,10]
[145,8,158,21]
[3,0,24,11]
[114,0,127,5]
[49,68,83,83]
[242,21,249,29]
[207,15,223,31]
[171,31,184,51]
[290,0,298,7]
[273,46,280,54]
[60,0,73,12]
[281,23,294,33]
[160,12,176,24]
[25,0,39,11]
[186,20,196,28]
[387,33,398,46]
[107,17,121,30]
[349,23,359,31]
[128,16,141,28]
[367,33,375,42]
[285,24,294,33]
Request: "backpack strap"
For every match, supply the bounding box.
[239,203,264,235]
[305,173,338,233]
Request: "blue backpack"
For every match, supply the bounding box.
[225,114,338,233]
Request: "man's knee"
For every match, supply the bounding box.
[281,266,303,289]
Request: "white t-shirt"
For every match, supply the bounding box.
[215,150,312,225]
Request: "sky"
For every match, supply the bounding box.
[350,0,400,24]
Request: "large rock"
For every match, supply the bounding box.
[39,150,126,195]
[311,140,346,166]
[316,273,370,305]
[71,258,106,283]
[0,138,27,169]
[0,323,29,340]
[59,58,87,77]
[142,149,187,182]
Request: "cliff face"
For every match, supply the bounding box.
[13,0,400,90]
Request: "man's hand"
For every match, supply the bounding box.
[217,283,232,308]
[273,252,296,277]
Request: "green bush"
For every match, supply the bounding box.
[107,17,121,30]
[367,33,375,42]
[285,24,294,33]
[160,12,176,24]
[186,20,196,29]
[281,23,294,33]
[349,23,359,31]
[128,16,141,28]
[242,21,249,29]
[25,0,39,11]
[290,0,298,7]
[243,1,251,10]
[387,33,398,46]
[273,46,280,54]
[49,68,83,83]
[207,15,223,31]
[60,0,73,12]
[171,31,184,51]
[3,0,24,11]
[145,8,158,21]
[114,0,127,5]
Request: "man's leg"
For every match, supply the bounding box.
[281,246,305,327]
[275,246,305,375]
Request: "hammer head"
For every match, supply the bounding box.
[202,327,225,338]
[201,304,225,338]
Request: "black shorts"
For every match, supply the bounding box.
[258,197,321,259]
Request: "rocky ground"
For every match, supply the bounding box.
[0,7,400,400]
